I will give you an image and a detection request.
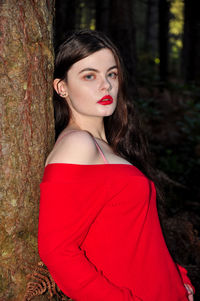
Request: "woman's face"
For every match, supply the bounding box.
[56,48,119,121]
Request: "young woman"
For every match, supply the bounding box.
[38,30,194,301]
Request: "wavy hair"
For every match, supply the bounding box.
[53,29,161,193]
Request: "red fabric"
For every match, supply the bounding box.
[38,163,193,300]
[177,264,195,294]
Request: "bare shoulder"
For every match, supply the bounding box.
[46,130,99,165]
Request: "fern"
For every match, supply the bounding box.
[24,261,72,300]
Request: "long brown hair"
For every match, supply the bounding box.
[53,29,161,191]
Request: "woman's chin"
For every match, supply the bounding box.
[97,105,116,117]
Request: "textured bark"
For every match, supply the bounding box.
[0,0,55,299]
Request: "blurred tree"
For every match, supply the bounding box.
[182,0,200,84]
[77,0,96,30]
[145,0,159,57]
[95,0,110,33]
[0,0,54,299]
[54,0,77,47]
[108,0,137,96]
[55,0,96,34]
[169,0,184,77]
[158,0,170,82]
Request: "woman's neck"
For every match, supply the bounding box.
[67,119,107,142]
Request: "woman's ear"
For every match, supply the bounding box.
[53,78,68,98]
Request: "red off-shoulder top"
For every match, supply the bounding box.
[38,163,193,300]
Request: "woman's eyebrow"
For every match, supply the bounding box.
[107,65,118,71]
[78,65,118,74]
[78,68,98,74]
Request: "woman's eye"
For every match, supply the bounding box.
[84,74,95,80]
[108,72,118,79]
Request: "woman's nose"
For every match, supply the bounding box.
[99,76,112,91]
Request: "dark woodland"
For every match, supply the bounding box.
[0,0,200,299]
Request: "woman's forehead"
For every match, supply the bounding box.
[69,49,117,73]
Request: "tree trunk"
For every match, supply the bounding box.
[0,1,55,300]
[54,0,77,47]
[95,0,110,33]
[182,0,200,84]
[145,0,159,57]
[108,0,137,97]
[158,0,170,82]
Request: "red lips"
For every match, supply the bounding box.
[97,95,113,105]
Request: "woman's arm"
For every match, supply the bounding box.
[38,174,134,301]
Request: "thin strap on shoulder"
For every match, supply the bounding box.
[91,138,109,164]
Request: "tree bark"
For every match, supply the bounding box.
[158,0,170,82]
[0,0,55,299]
[182,0,200,84]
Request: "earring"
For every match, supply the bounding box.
[60,93,66,97]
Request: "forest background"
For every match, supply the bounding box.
[0,0,200,300]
